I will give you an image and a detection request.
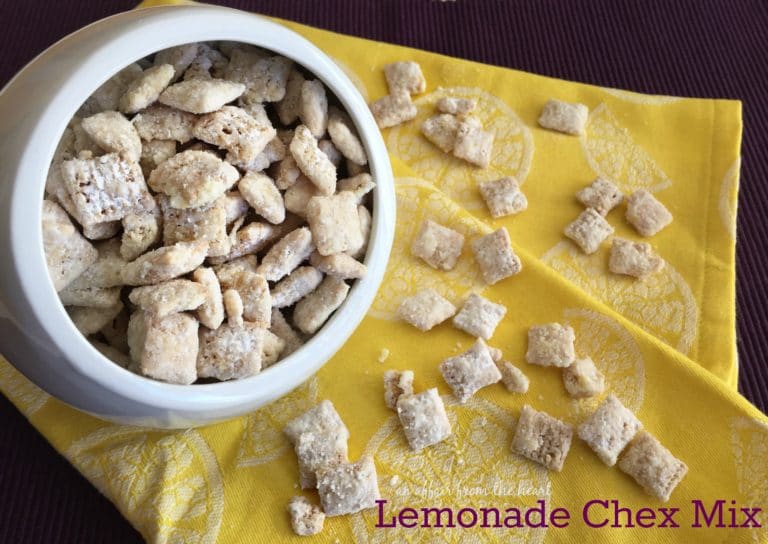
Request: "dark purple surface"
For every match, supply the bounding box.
[1,1,766,541]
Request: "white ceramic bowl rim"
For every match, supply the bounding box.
[7,5,395,414]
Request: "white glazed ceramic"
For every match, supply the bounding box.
[0,5,395,428]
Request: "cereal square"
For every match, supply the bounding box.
[562,357,605,399]
[471,228,521,285]
[293,277,350,335]
[384,61,426,94]
[299,79,328,138]
[271,266,323,308]
[287,496,325,536]
[81,111,142,162]
[383,369,414,410]
[411,219,464,271]
[261,330,287,367]
[618,431,687,501]
[67,302,124,336]
[577,394,642,466]
[131,311,199,385]
[511,405,573,471]
[159,194,229,257]
[608,237,665,279]
[626,190,673,237]
[437,97,476,116]
[194,105,276,166]
[564,208,614,254]
[479,177,528,218]
[498,362,530,394]
[421,114,459,153]
[128,279,207,318]
[453,117,494,168]
[270,308,305,357]
[452,293,507,340]
[276,69,305,125]
[370,91,417,129]
[396,388,451,451]
[131,104,197,144]
[225,51,293,104]
[122,241,208,286]
[192,267,225,330]
[440,339,502,403]
[290,125,337,195]
[538,99,589,135]
[216,268,271,326]
[309,252,367,280]
[526,323,576,367]
[397,288,456,331]
[306,192,362,256]
[148,150,240,209]
[576,177,623,216]
[337,173,375,205]
[197,322,263,381]
[42,200,98,291]
[159,79,245,114]
[257,227,315,281]
[317,456,380,516]
[327,106,367,166]
[119,64,175,114]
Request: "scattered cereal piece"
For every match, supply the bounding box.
[197,321,263,381]
[192,267,225,330]
[258,227,315,282]
[378,348,390,363]
[564,208,614,254]
[309,252,367,280]
[608,237,665,279]
[90,63,143,111]
[306,192,362,256]
[452,293,507,340]
[154,43,199,81]
[420,113,459,153]
[562,357,605,398]
[290,125,337,195]
[226,51,293,103]
[440,339,502,403]
[498,362,529,394]
[410,219,464,271]
[276,69,305,126]
[159,79,246,114]
[287,496,325,537]
[538,99,589,136]
[317,456,380,516]
[479,177,528,218]
[370,91,417,128]
[487,346,502,362]
[122,241,208,286]
[383,369,414,410]
[471,228,522,284]
[129,279,207,318]
[526,323,576,368]
[617,431,688,501]
[130,311,199,384]
[42,200,98,291]
[436,97,476,116]
[299,79,328,138]
[453,117,494,168]
[396,388,451,451]
[81,111,142,162]
[327,107,367,166]
[67,302,124,336]
[194,105,276,165]
[119,64,175,114]
[293,277,350,335]
[270,308,305,357]
[121,206,162,261]
[576,177,623,216]
[148,150,240,209]
[271,266,323,308]
[383,61,426,94]
[238,172,285,224]
[626,190,673,237]
[511,405,573,471]
[577,394,642,466]
[131,104,197,143]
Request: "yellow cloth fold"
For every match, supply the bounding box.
[3,3,766,543]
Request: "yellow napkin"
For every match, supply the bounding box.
[3,3,766,543]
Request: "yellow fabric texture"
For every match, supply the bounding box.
[3,3,767,543]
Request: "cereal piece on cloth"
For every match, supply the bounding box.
[208,221,276,265]
[216,268,271,326]
[293,277,350,335]
[121,205,162,261]
[224,288,243,327]
[608,237,665,279]
[576,177,623,216]
[617,431,687,501]
[277,69,305,125]
[148,150,240,209]
[327,106,367,166]
[122,241,208,286]
[61,153,154,227]
[338,173,375,205]
[396,388,451,451]
[128,279,207,318]
[81,111,142,162]
[437,96,476,116]
[511,405,573,471]
[287,496,325,537]
[453,117,494,168]
[564,208,614,254]
[309,252,366,280]
[317,457,380,516]
[189,267,224,330]
[290,125,337,195]
[562,357,605,399]
[384,61,426,94]
[285,400,350,489]
[226,50,293,103]
[440,339,502,403]
[471,227,521,284]
[261,330,287,367]
[411,219,464,271]
[396,288,456,332]
[479,177,528,218]
[119,64,175,114]
[383,369,414,410]
[139,139,177,178]
[90,63,143,111]
[299,79,328,138]
[194,105,275,166]
[577,394,642,466]
[271,266,323,308]
[90,340,132,369]
[626,190,673,236]
[197,321,263,381]
[153,43,199,81]
[257,227,315,282]
[238,172,285,224]
[526,323,576,367]
[42,200,98,291]
[159,195,229,257]
[370,91,417,129]
[452,293,507,340]
[306,192,362,256]
[421,113,459,153]
[132,105,197,143]
[159,79,245,114]
[59,285,121,309]
[538,99,589,135]
[498,362,530,394]
[270,308,305,356]
[347,205,371,260]
[67,302,124,336]
[130,310,199,384]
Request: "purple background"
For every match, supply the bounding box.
[1,1,766,541]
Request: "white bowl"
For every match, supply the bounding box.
[0,5,395,428]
